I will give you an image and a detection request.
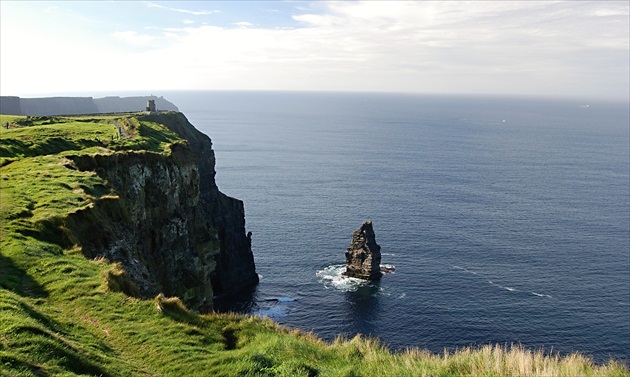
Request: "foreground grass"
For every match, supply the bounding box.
[1,113,628,376]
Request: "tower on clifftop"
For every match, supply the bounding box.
[146,99,156,113]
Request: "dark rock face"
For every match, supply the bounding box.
[64,112,257,312]
[141,113,259,298]
[344,221,382,280]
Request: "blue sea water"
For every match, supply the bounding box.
[164,91,629,364]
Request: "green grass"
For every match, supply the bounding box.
[0,114,182,166]
[1,112,628,376]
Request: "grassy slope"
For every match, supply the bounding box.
[0,113,627,377]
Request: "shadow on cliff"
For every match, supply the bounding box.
[213,284,258,314]
[0,254,48,298]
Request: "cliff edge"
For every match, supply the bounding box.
[0,95,179,116]
[0,111,258,312]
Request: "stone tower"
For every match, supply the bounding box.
[146,99,156,113]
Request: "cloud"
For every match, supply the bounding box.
[282,1,628,98]
[111,31,158,46]
[144,1,218,16]
[183,19,195,25]
[233,21,254,28]
[2,1,628,100]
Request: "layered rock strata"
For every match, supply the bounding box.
[344,221,382,280]
[64,112,257,312]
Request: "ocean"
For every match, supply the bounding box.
[164,91,629,364]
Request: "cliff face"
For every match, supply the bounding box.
[65,113,257,311]
[0,95,178,116]
[0,96,22,115]
[20,97,98,115]
[93,96,179,114]
[140,113,259,297]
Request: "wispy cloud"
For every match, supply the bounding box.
[144,1,218,16]
[42,3,105,25]
[234,22,254,28]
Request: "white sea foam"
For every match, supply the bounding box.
[254,297,296,318]
[316,264,370,292]
[488,280,517,292]
[253,306,288,318]
[453,265,478,275]
[380,264,396,273]
[531,292,552,298]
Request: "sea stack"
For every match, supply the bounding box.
[344,221,382,280]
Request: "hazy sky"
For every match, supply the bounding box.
[1,1,628,101]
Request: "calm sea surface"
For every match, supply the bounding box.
[165,91,629,363]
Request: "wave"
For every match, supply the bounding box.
[531,292,552,298]
[316,264,369,292]
[381,264,396,274]
[316,264,397,292]
[453,265,478,275]
[453,265,552,298]
[254,297,297,318]
[253,306,288,318]
[488,280,554,298]
[488,280,517,292]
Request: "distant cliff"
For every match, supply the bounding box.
[0,95,178,116]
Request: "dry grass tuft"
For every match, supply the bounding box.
[154,293,187,313]
[103,262,140,297]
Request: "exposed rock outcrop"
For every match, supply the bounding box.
[344,221,382,280]
[64,112,257,312]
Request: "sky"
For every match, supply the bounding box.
[1,1,628,101]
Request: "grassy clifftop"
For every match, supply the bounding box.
[1,113,627,376]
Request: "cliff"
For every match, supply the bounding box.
[0,111,257,312]
[0,96,22,115]
[0,95,178,116]
[145,113,259,297]
[94,96,179,114]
